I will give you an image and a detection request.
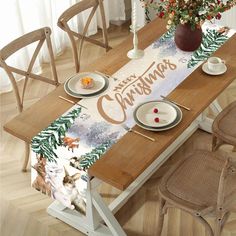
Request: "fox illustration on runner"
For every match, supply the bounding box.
[63,137,80,152]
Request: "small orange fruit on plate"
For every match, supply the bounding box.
[80,77,94,89]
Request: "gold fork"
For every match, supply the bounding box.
[122,124,155,142]
[59,96,88,109]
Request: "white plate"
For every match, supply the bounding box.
[135,101,177,128]
[64,75,109,99]
[202,62,227,76]
[133,101,183,131]
[67,72,106,95]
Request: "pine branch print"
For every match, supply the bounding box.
[73,140,114,171]
[187,30,229,68]
[159,26,176,43]
[31,107,81,162]
[145,7,151,23]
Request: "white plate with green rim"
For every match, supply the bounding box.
[67,72,106,95]
[64,74,109,99]
[135,101,177,128]
[133,100,182,131]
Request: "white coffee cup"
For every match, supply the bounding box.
[207,57,225,72]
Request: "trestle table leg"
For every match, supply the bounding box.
[86,175,102,230]
[47,200,113,235]
[198,99,223,133]
[210,100,223,114]
[92,191,127,236]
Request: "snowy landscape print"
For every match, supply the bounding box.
[31,108,126,213]
[53,110,126,162]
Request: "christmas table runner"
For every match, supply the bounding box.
[31,22,235,214]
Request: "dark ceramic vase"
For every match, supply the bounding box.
[174,23,203,51]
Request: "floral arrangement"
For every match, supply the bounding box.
[140,0,236,29]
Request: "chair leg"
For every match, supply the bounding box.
[98,0,112,51]
[212,135,218,152]
[156,197,166,236]
[22,142,30,172]
[214,218,222,236]
[194,215,214,236]
[212,136,225,152]
[220,212,230,234]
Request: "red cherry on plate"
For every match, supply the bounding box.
[154,117,160,123]
[153,108,158,113]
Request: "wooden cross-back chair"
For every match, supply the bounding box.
[57,0,112,73]
[157,150,236,236]
[0,27,59,171]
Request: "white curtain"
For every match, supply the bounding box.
[218,6,236,29]
[0,0,126,93]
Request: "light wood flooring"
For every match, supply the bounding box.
[1,22,236,236]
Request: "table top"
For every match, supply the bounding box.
[4,18,236,190]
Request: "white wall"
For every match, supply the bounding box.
[217,6,236,29]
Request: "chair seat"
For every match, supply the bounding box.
[160,151,225,211]
[212,101,236,146]
[158,150,236,236]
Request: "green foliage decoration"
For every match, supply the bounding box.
[159,26,176,43]
[78,140,114,171]
[31,107,81,162]
[188,30,229,68]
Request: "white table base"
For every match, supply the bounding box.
[47,100,221,236]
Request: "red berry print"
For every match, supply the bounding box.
[154,117,160,123]
[153,108,158,113]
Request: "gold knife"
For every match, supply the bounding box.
[161,95,191,111]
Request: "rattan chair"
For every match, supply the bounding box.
[212,101,236,152]
[0,27,59,172]
[57,0,111,73]
[157,150,236,236]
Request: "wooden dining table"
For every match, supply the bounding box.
[3,18,236,235]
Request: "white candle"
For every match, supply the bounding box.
[132,0,137,31]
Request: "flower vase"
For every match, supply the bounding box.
[174,23,203,51]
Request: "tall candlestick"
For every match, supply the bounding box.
[132,0,137,31]
[127,0,144,60]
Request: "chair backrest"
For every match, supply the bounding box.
[0,27,59,113]
[212,100,236,150]
[57,0,111,73]
[217,158,236,218]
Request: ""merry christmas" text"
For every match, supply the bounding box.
[97,59,177,124]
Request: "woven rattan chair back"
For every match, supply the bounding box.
[157,150,236,236]
[212,101,236,152]
[57,0,111,73]
[0,27,59,172]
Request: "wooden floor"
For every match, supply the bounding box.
[1,22,236,236]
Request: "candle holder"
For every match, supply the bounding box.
[127,25,144,59]
[127,0,144,60]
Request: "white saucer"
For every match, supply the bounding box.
[202,62,227,75]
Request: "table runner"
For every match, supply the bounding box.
[31,22,235,214]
